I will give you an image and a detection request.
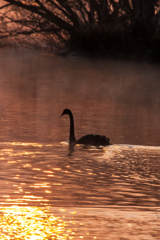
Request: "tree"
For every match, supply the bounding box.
[0,1,160,58]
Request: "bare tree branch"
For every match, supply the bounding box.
[0,0,159,59]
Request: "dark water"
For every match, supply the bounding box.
[0,49,160,239]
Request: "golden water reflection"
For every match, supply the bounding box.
[0,206,98,240]
[0,206,75,240]
[0,206,159,240]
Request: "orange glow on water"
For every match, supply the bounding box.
[0,207,97,240]
[0,206,75,240]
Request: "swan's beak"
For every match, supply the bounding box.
[60,112,64,117]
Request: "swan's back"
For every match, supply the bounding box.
[76,134,111,146]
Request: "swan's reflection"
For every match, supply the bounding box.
[68,141,109,156]
[68,142,75,156]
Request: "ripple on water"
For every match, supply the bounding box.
[0,142,160,209]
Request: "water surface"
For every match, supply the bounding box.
[0,49,160,239]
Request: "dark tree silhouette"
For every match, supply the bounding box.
[0,0,160,58]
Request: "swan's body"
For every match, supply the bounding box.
[76,134,110,146]
[61,109,111,147]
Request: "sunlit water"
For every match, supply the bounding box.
[0,49,160,239]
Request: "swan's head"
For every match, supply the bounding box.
[60,108,72,117]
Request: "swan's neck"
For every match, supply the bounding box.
[69,112,76,143]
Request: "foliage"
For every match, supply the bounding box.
[0,0,160,59]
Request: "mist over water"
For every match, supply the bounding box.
[0,49,160,239]
[1,49,160,145]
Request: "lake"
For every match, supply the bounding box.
[0,49,160,239]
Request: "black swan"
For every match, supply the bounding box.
[60,109,111,148]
